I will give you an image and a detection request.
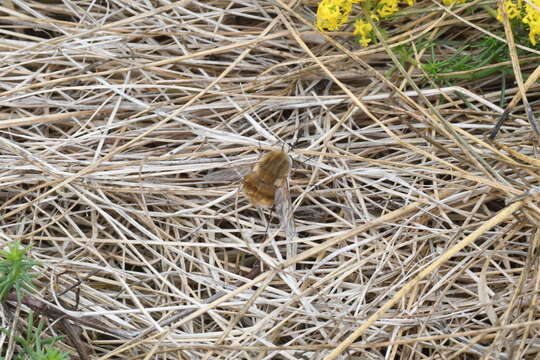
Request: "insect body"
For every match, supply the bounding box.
[242,150,291,207]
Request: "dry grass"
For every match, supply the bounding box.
[1,0,540,359]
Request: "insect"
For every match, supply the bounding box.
[242,150,291,207]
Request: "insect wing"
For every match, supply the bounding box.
[203,164,251,183]
[275,178,296,248]
[275,178,297,272]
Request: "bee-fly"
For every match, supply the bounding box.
[242,150,291,207]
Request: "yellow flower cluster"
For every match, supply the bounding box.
[317,0,540,47]
[522,0,540,45]
[316,0,416,46]
[496,0,521,18]
[316,0,356,31]
[377,0,400,18]
[496,0,540,45]
[354,19,373,46]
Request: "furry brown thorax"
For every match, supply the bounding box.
[242,150,291,207]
